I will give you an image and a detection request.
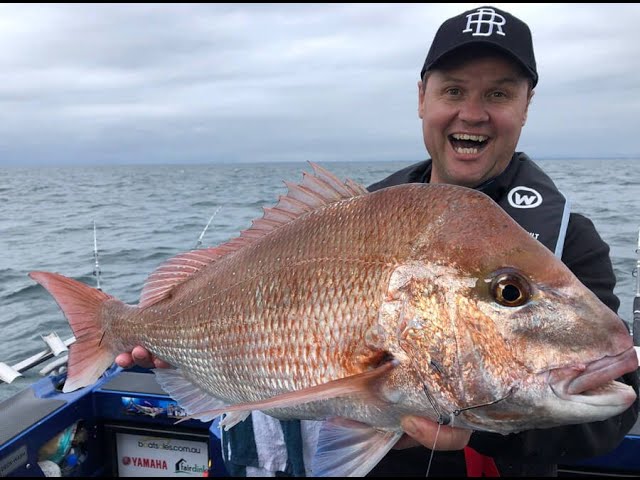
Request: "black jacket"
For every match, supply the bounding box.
[366,154,640,477]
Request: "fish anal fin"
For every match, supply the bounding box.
[152,368,232,422]
[312,417,403,476]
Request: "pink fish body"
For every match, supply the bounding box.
[30,163,637,476]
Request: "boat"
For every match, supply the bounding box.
[1,226,639,477]
[0,363,227,477]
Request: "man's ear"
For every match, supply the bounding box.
[418,81,425,119]
[523,89,535,126]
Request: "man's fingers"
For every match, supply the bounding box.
[400,416,472,451]
[114,347,155,369]
[131,346,156,368]
[114,353,134,368]
[153,358,172,369]
[114,347,171,369]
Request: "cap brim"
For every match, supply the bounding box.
[422,40,538,87]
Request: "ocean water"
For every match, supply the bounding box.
[0,159,638,401]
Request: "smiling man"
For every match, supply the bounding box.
[366,4,639,478]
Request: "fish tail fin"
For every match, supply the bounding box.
[29,271,118,393]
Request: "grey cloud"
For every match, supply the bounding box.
[0,3,638,166]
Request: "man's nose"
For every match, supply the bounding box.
[458,97,489,124]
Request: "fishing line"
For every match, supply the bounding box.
[451,387,515,417]
[425,421,441,477]
[422,383,451,425]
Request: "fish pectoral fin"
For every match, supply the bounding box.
[173,361,398,426]
[153,368,231,422]
[312,417,403,477]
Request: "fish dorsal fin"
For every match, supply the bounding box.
[139,162,368,308]
[139,247,227,308]
[252,161,368,236]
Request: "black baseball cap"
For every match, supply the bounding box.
[420,6,538,87]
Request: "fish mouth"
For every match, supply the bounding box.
[549,347,638,406]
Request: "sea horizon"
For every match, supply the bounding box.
[1,154,640,170]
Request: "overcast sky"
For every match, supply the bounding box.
[1,3,638,166]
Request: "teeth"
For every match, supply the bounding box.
[452,133,488,142]
[455,147,479,154]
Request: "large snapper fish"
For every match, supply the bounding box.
[31,163,637,476]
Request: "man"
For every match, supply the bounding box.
[365,5,639,476]
[117,5,639,476]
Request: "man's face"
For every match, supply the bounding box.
[418,53,532,187]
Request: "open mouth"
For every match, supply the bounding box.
[449,133,489,155]
[549,347,638,406]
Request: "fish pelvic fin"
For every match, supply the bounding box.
[29,271,117,393]
[138,162,368,309]
[312,418,403,477]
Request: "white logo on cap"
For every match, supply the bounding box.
[463,7,506,37]
[507,186,543,209]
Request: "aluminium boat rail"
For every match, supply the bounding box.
[0,333,75,384]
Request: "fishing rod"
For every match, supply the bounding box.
[93,220,102,291]
[194,206,222,249]
[633,227,640,347]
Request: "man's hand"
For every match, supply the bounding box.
[394,415,472,450]
[115,346,172,369]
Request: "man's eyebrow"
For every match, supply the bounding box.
[439,74,523,85]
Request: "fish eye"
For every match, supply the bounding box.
[490,271,530,307]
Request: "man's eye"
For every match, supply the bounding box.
[446,88,461,96]
[490,91,507,98]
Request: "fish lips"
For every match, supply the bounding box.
[549,347,638,406]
